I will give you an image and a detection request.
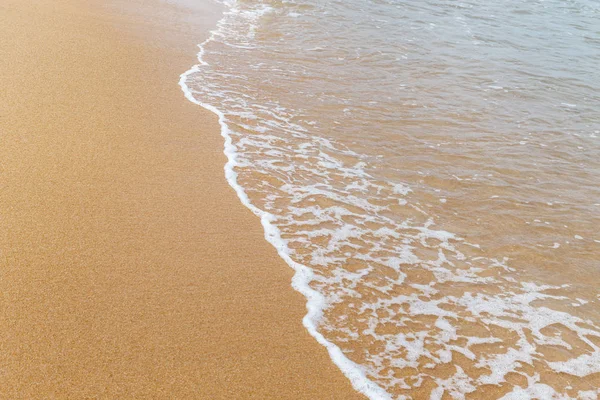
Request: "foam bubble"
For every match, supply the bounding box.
[179,0,600,398]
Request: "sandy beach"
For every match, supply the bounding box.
[0,0,363,398]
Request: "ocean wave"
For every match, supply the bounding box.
[180,0,600,398]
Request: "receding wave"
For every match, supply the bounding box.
[180,0,600,398]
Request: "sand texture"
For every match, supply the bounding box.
[0,0,363,398]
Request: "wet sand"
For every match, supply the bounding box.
[0,0,363,398]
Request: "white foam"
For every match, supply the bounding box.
[499,381,566,400]
[578,390,599,400]
[178,2,390,399]
[177,0,600,398]
[548,351,600,377]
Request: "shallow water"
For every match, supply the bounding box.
[182,0,600,398]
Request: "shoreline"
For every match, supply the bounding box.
[0,0,363,398]
[179,10,390,398]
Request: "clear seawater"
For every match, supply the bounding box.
[182,0,600,398]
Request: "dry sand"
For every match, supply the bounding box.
[0,0,364,398]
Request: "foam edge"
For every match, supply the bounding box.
[177,12,391,400]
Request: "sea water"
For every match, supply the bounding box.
[181,0,600,398]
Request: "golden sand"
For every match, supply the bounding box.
[0,0,363,398]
